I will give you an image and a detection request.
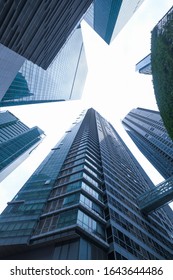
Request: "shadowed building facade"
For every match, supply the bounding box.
[0,0,145,69]
[0,26,88,106]
[0,108,172,260]
[122,107,173,179]
[0,111,44,183]
[0,44,25,102]
[0,0,92,69]
[0,1,146,105]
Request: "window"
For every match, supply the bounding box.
[63,193,79,206]
[34,209,78,235]
[84,165,100,179]
[57,209,78,229]
[77,210,105,239]
[80,194,103,217]
[81,182,102,200]
[83,173,99,188]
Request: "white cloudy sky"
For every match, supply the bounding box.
[0,0,173,213]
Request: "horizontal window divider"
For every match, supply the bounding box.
[83,178,104,194]
[60,161,85,172]
[47,189,81,202]
[40,204,79,218]
[84,170,103,184]
[0,216,38,223]
[78,203,106,225]
[80,189,104,206]
[53,179,82,189]
[7,200,25,205]
[84,163,102,176]
[75,225,109,249]
[56,168,84,180]
[31,224,79,241]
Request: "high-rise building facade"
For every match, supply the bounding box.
[84,0,145,44]
[0,0,92,69]
[0,111,44,183]
[0,44,25,101]
[0,108,172,260]
[122,107,173,179]
[136,54,151,75]
[0,26,88,107]
[0,1,146,106]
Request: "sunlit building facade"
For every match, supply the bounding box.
[0,111,44,183]
[84,0,145,43]
[136,54,151,74]
[0,26,87,107]
[122,107,173,179]
[0,108,172,260]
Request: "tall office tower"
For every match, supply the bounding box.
[122,107,173,179]
[0,26,88,106]
[84,0,145,44]
[136,54,151,74]
[0,108,173,260]
[0,111,44,183]
[0,0,92,69]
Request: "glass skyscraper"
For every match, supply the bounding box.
[0,44,25,101]
[0,108,172,260]
[0,1,146,107]
[0,0,92,69]
[0,110,44,183]
[84,0,145,44]
[122,107,173,179]
[0,26,88,107]
[0,0,145,69]
[136,54,151,75]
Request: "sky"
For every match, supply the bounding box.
[0,0,173,213]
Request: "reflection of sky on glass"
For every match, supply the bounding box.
[2,26,87,104]
[111,0,145,41]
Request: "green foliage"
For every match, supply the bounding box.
[151,17,173,140]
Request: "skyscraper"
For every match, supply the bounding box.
[122,107,173,179]
[0,110,44,183]
[0,0,92,69]
[0,108,172,260]
[0,26,88,106]
[84,0,145,44]
[0,44,25,101]
[0,1,146,106]
[136,54,151,75]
